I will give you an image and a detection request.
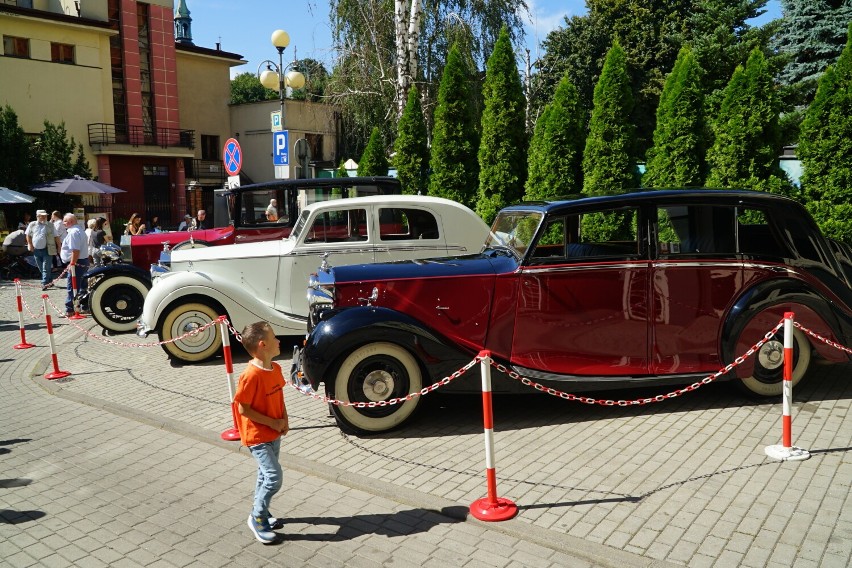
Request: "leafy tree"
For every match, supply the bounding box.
[230,72,276,104]
[0,105,35,191]
[394,85,429,195]
[72,142,92,178]
[643,47,706,188]
[773,0,852,96]
[476,28,527,223]
[428,44,480,209]
[289,58,330,102]
[705,48,791,194]
[799,23,852,242]
[357,127,389,176]
[583,41,637,196]
[34,121,76,182]
[525,74,585,200]
[336,160,349,178]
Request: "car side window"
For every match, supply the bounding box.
[530,218,567,259]
[736,208,786,258]
[304,208,368,243]
[657,205,736,256]
[378,208,440,240]
[240,189,291,226]
[570,207,639,258]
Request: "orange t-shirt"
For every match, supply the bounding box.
[233,362,286,447]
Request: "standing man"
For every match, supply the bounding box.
[195,209,212,230]
[25,209,61,290]
[51,210,67,270]
[59,213,89,317]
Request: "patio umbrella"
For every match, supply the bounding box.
[0,187,36,204]
[31,175,126,194]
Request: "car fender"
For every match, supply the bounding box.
[301,306,476,390]
[722,278,852,377]
[140,272,307,337]
[85,263,151,283]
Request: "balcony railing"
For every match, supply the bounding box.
[185,158,226,183]
[88,123,195,149]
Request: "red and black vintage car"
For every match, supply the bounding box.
[293,189,852,434]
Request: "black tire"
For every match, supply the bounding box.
[329,342,423,434]
[736,327,812,397]
[90,275,151,333]
[171,240,210,251]
[159,302,222,363]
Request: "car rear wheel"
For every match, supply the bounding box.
[90,275,150,333]
[737,327,811,397]
[160,302,222,363]
[330,342,423,434]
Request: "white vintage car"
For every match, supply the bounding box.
[137,195,490,362]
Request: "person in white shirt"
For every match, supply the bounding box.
[51,210,67,269]
[25,209,61,289]
[60,213,89,316]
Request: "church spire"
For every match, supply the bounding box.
[174,0,193,45]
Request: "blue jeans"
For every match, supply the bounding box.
[249,438,282,519]
[33,248,51,285]
[65,259,89,313]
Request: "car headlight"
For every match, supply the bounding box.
[100,242,122,262]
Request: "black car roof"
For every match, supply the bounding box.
[503,188,800,215]
[232,176,401,193]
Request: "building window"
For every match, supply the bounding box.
[200,135,220,161]
[142,165,169,176]
[306,133,323,162]
[3,36,30,58]
[51,42,75,64]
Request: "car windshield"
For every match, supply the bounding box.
[484,211,543,258]
[290,210,311,240]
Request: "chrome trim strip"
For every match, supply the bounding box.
[522,263,646,274]
[512,365,711,384]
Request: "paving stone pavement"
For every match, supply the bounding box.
[2,278,851,567]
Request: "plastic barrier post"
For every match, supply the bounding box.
[765,312,810,462]
[42,295,71,380]
[219,317,241,441]
[469,351,518,522]
[68,264,86,320]
[13,279,35,349]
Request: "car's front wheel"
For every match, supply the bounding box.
[330,342,423,434]
[159,302,222,363]
[90,275,151,333]
[737,327,811,396]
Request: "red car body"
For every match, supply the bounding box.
[295,189,852,434]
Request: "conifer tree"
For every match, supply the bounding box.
[799,23,852,242]
[336,160,349,178]
[0,106,35,191]
[34,121,76,182]
[394,86,429,195]
[643,47,706,188]
[72,142,92,178]
[428,44,479,208]
[357,127,388,177]
[525,74,584,200]
[476,27,528,223]
[705,48,791,194]
[582,41,636,196]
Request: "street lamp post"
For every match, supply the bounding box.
[258,29,305,129]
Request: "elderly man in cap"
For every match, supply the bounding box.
[177,214,192,231]
[25,209,61,290]
[59,213,89,316]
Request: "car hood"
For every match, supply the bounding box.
[170,238,294,270]
[328,250,517,284]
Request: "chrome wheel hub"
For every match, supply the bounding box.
[758,340,784,370]
[362,370,395,402]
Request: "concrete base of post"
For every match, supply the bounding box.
[765,444,810,461]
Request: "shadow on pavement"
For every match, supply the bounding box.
[0,509,47,524]
[279,506,467,543]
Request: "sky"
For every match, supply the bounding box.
[185,0,782,79]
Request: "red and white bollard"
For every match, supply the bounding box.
[68,264,86,320]
[13,279,35,349]
[764,312,810,461]
[469,351,517,521]
[219,317,241,441]
[42,295,71,380]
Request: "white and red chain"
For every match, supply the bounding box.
[794,321,852,355]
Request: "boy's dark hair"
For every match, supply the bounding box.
[241,321,271,356]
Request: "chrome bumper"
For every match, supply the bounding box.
[289,346,314,394]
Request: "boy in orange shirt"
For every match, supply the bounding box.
[233,321,289,544]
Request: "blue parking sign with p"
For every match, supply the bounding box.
[273,131,289,166]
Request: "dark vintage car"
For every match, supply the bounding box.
[84,177,401,333]
[293,189,852,434]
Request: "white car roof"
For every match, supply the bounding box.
[302,194,474,215]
